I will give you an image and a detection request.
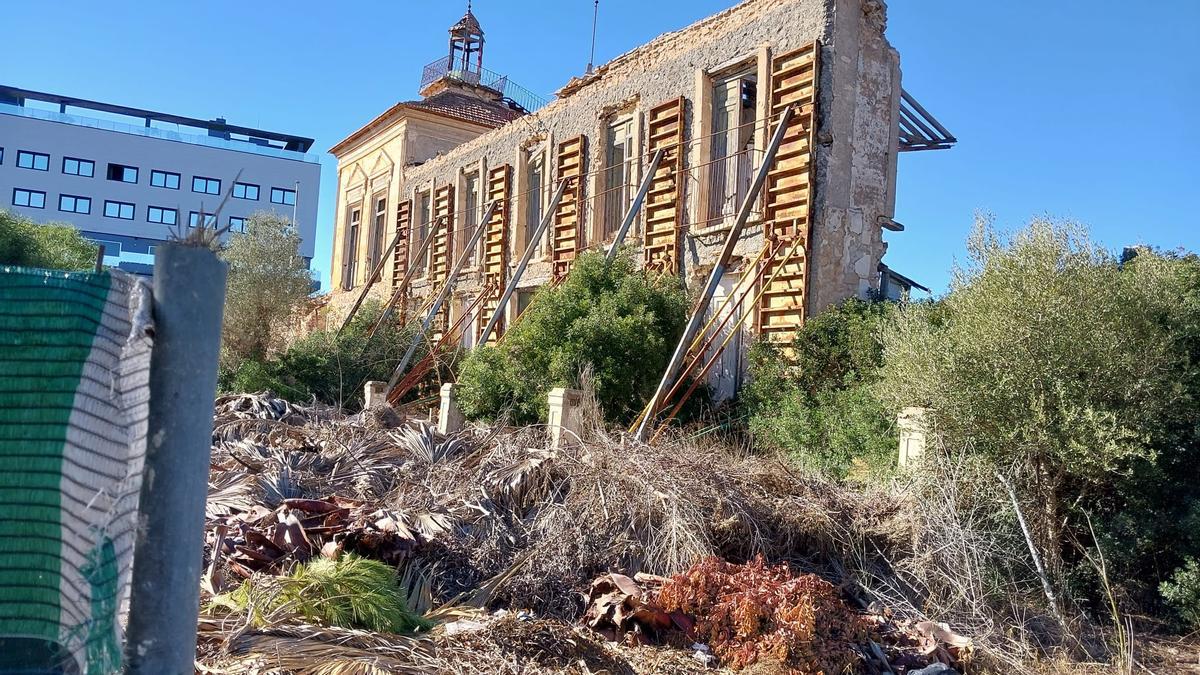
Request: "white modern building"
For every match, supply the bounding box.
[0,84,321,275]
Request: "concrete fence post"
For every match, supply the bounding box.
[363,380,387,409]
[897,407,928,467]
[547,387,584,449]
[124,244,227,675]
[438,383,464,434]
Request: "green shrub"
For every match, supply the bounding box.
[877,217,1200,616]
[216,554,433,633]
[743,297,895,477]
[1161,558,1200,630]
[0,210,97,270]
[457,250,688,425]
[218,301,416,410]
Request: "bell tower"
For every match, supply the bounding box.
[420,3,499,100]
[447,2,484,81]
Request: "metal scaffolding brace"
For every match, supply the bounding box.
[633,104,796,441]
[385,201,498,397]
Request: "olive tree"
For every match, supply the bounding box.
[220,212,313,367]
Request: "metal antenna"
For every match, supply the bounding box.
[586,0,599,74]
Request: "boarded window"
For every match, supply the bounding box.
[367,196,387,274]
[413,191,432,275]
[707,70,757,226]
[342,207,361,290]
[601,115,635,239]
[524,151,545,251]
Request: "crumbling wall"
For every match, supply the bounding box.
[808,0,897,312]
[332,0,902,345]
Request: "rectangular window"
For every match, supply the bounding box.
[62,157,95,177]
[515,289,536,317]
[232,182,259,200]
[707,69,757,226]
[104,200,135,220]
[523,151,545,251]
[271,187,296,205]
[17,151,50,171]
[107,163,138,183]
[150,170,180,189]
[13,189,46,208]
[460,172,480,264]
[58,194,91,214]
[0,148,4,165]
[412,190,431,275]
[188,211,217,228]
[366,196,387,271]
[91,238,121,256]
[601,115,635,239]
[342,207,361,290]
[192,176,221,194]
[228,216,246,233]
[147,206,178,225]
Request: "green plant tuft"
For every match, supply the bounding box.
[215,554,434,634]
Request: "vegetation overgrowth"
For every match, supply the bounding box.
[0,209,98,270]
[457,249,688,425]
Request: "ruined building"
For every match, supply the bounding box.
[327,0,952,397]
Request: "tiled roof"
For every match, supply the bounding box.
[451,9,482,35]
[401,89,524,129]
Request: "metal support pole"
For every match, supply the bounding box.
[633,105,794,441]
[338,226,406,335]
[124,243,228,674]
[605,148,663,262]
[386,201,498,391]
[477,180,568,346]
[366,217,445,339]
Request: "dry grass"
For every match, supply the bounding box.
[203,391,1166,673]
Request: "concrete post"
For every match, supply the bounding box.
[897,407,928,467]
[547,387,584,449]
[438,383,464,434]
[125,244,227,675]
[363,380,387,409]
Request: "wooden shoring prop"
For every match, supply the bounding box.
[338,200,413,336]
[604,148,664,262]
[364,216,446,340]
[632,105,796,441]
[476,180,568,347]
[384,200,498,396]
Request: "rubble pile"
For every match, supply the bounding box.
[196,393,969,673]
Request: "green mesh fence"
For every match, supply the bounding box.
[0,267,152,675]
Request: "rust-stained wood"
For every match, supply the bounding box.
[477,164,511,342]
[429,184,455,338]
[391,199,412,288]
[643,97,686,275]
[551,135,587,281]
[757,40,820,346]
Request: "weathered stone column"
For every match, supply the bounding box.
[438,382,465,434]
[547,387,584,449]
[363,380,387,409]
[897,407,928,467]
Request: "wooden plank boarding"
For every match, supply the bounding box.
[757,40,820,346]
[477,164,511,342]
[430,184,455,338]
[391,199,412,288]
[643,97,686,275]
[551,135,587,281]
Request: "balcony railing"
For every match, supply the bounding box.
[419,56,549,113]
[0,103,321,163]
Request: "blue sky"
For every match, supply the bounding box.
[3,1,1196,293]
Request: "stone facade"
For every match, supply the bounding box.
[327,0,903,387]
